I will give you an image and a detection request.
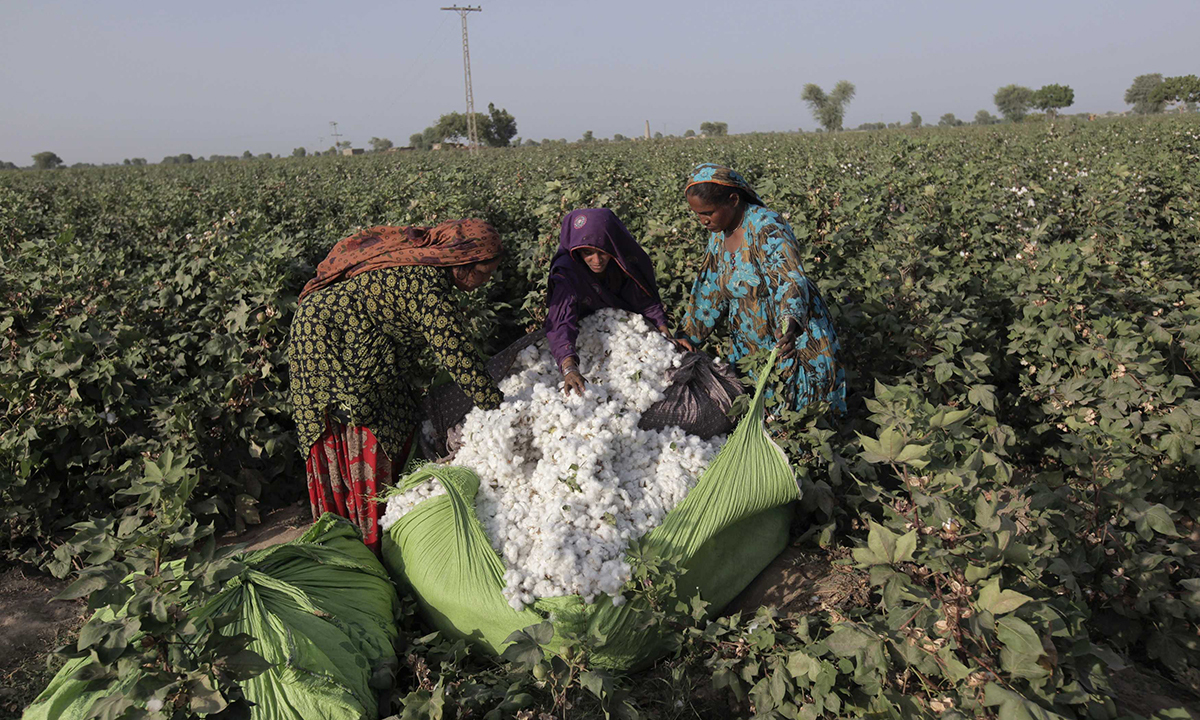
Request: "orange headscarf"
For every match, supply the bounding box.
[299,219,501,300]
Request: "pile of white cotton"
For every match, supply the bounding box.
[382,309,725,610]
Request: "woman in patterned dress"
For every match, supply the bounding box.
[546,208,678,395]
[678,164,846,414]
[288,220,504,552]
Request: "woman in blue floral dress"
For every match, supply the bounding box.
[677,163,846,414]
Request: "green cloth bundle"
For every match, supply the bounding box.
[24,514,399,720]
[383,352,798,671]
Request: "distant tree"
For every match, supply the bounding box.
[369,137,393,152]
[938,113,963,127]
[1152,75,1200,110]
[161,156,177,165]
[654,131,663,139]
[1125,74,1165,114]
[123,158,131,165]
[699,121,729,136]
[242,150,253,159]
[994,85,1034,122]
[524,138,539,146]
[1032,84,1074,117]
[0,160,17,170]
[909,112,922,128]
[257,153,272,160]
[683,129,696,137]
[974,109,999,125]
[32,151,63,169]
[482,103,518,146]
[292,147,307,158]
[417,103,518,148]
[612,133,627,142]
[429,112,474,145]
[856,122,886,131]
[581,130,595,142]
[801,81,856,131]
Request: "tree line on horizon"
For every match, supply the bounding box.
[4,74,1196,170]
[803,73,1198,133]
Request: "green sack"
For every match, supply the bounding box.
[24,514,399,720]
[383,353,797,671]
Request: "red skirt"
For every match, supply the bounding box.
[305,419,413,553]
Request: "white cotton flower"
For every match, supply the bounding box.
[382,310,724,608]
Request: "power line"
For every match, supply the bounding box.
[441,5,482,152]
[394,13,453,102]
[329,121,343,151]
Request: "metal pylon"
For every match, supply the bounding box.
[442,6,482,152]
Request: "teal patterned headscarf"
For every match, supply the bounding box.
[685,163,764,206]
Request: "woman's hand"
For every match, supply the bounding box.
[777,319,800,361]
[659,325,696,353]
[562,360,587,395]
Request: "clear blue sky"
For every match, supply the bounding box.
[3,0,1196,164]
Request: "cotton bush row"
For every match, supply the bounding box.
[383,310,724,609]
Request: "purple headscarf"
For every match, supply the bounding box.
[544,209,668,369]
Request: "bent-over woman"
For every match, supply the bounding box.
[678,164,846,414]
[546,208,676,394]
[288,220,504,551]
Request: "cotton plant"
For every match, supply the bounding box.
[383,309,725,610]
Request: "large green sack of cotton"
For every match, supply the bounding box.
[382,352,796,671]
[24,514,398,720]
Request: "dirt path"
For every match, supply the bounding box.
[0,566,85,717]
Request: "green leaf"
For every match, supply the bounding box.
[894,444,930,468]
[526,620,554,645]
[55,574,108,601]
[1143,503,1180,537]
[983,683,1070,720]
[893,530,917,564]
[188,675,229,714]
[978,577,1033,615]
[824,625,874,657]
[968,384,996,412]
[878,426,904,459]
[222,648,273,680]
[787,650,819,680]
[867,521,899,564]
[997,616,1043,658]
[934,362,954,384]
[500,623,552,668]
[580,669,611,699]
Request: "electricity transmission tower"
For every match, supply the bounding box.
[329,121,343,151]
[441,5,482,151]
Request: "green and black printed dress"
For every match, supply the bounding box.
[287,264,503,462]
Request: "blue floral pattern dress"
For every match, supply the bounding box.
[679,204,846,414]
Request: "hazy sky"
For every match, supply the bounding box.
[3,0,1196,165]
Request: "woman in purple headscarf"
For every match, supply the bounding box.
[546,208,677,394]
